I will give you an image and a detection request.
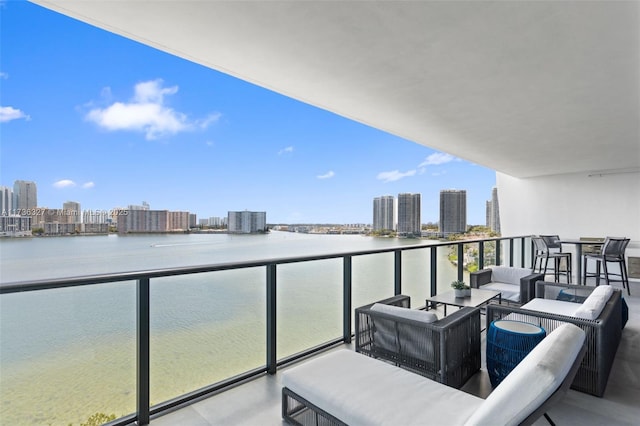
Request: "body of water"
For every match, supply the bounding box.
[0,232,460,425]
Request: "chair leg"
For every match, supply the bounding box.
[603,260,610,287]
[544,413,556,426]
[532,256,540,274]
[543,257,550,279]
[621,259,631,295]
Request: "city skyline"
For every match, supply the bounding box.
[1,2,497,225]
[3,180,493,229]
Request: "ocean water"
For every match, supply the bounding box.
[0,232,459,425]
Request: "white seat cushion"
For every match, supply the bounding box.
[481,282,520,302]
[521,298,582,317]
[282,349,483,426]
[464,323,585,426]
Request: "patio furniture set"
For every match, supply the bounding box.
[281,243,628,425]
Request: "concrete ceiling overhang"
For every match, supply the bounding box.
[31,1,639,178]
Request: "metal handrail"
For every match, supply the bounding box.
[0,234,532,425]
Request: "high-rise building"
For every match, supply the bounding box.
[13,180,37,210]
[118,208,169,233]
[439,189,467,236]
[84,209,110,224]
[0,186,13,214]
[63,201,81,224]
[373,195,395,231]
[227,211,266,234]
[168,211,190,230]
[397,193,421,237]
[486,186,501,234]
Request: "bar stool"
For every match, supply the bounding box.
[579,237,605,286]
[532,236,572,283]
[583,237,631,295]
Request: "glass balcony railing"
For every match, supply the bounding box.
[0,235,532,426]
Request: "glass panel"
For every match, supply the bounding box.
[0,282,136,425]
[500,239,509,266]
[150,269,265,405]
[483,240,498,267]
[277,259,342,358]
[462,242,480,283]
[352,252,395,308]
[401,247,430,307]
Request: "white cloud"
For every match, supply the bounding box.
[53,179,76,189]
[85,79,219,140]
[0,106,30,123]
[279,146,294,155]
[197,112,222,129]
[82,182,95,189]
[0,72,8,79]
[317,171,335,179]
[419,152,456,167]
[377,169,416,183]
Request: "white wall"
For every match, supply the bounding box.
[497,170,640,276]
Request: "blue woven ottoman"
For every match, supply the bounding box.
[487,320,546,387]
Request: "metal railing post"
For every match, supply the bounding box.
[457,243,464,281]
[266,264,277,374]
[430,246,437,297]
[478,241,485,270]
[509,238,514,267]
[496,240,502,266]
[137,277,150,426]
[343,256,352,343]
[394,250,402,295]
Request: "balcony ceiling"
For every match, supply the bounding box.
[32,1,639,178]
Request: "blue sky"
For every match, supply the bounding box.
[0,1,497,225]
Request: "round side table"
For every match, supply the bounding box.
[486,320,546,387]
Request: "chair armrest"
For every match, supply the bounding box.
[519,272,544,303]
[470,269,492,288]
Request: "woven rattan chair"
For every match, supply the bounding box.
[486,281,622,397]
[355,295,481,389]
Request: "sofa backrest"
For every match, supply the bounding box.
[491,266,533,285]
[369,303,438,359]
[464,323,586,426]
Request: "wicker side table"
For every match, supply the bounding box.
[486,320,546,387]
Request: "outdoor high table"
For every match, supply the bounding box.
[486,320,546,387]
[559,239,604,285]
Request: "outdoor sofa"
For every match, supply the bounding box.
[470,266,544,304]
[355,295,480,389]
[282,323,586,426]
[486,281,622,397]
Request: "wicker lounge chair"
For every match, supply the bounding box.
[486,281,622,397]
[355,295,480,389]
[282,323,586,426]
